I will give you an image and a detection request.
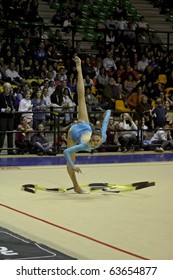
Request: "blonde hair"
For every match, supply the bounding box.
[3,82,12,89]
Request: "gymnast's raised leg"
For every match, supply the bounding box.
[66,57,89,194]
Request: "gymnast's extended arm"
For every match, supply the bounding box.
[64,142,90,169]
[101,109,111,142]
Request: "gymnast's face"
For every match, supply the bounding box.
[89,134,102,148]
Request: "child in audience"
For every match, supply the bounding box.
[31,123,55,155]
[15,116,33,154]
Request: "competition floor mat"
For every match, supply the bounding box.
[1,162,173,260]
[0,227,76,260]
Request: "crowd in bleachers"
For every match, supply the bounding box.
[1,0,173,155]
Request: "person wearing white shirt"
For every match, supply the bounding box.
[103,51,117,76]
[18,90,33,126]
[83,74,93,88]
[48,81,56,97]
[5,62,22,84]
[137,54,149,73]
[117,113,137,152]
[61,87,76,124]
[106,30,115,45]
[47,64,57,80]
[150,125,173,152]
[63,18,72,34]
[137,16,148,32]
[106,14,117,30]
[117,16,127,31]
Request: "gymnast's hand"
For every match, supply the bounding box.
[73,56,81,71]
[73,166,82,173]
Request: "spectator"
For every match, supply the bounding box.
[105,14,117,30]
[34,41,48,63]
[0,82,15,154]
[96,67,109,92]
[58,67,67,82]
[149,56,159,73]
[117,16,127,31]
[55,72,63,87]
[55,132,68,152]
[103,51,117,77]
[18,89,33,126]
[31,88,47,129]
[60,87,76,124]
[123,74,137,97]
[124,21,137,45]
[164,99,173,124]
[83,74,94,88]
[152,97,166,129]
[117,113,138,152]
[0,61,6,84]
[137,74,148,93]
[62,17,73,35]
[151,124,173,152]
[135,95,152,128]
[138,31,150,52]
[47,80,56,98]
[42,86,53,122]
[116,64,125,78]
[115,1,127,20]
[115,76,125,99]
[15,82,30,110]
[137,54,149,73]
[102,77,120,109]
[21,58,35,80]
[136,117,149,148]
[31,123,55,155]
[150,32,162,48]
[38,63,47,80]
[144,65,156,84]
[85,86,103,113]
[15,116,33,154]
[82,57,96,79]
[50,86,62,108]
[51,11,63,25]
[4,61,23,85]
[106,116,117,146]
[106,30,115,46]
[127,86,144,110]
[152,82,165,100]
[66,73,77,97]
[121,64,136,84]
[137,16,148,33]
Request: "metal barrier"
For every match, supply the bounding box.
[0,109,146,155]
[1,21,173,54]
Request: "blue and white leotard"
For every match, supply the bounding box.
[63,110,111,169]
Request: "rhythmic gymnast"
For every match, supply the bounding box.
[63,56,111,194]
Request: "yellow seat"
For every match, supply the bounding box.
[157,74,167,85]
[11,85,18,89]
[165,87,173,97]
[151,100,155,108]
[115,100,131,112]
[37,79,44,85]
[136,73,142,81]
[91,86,96,94]
[27,79,38,84]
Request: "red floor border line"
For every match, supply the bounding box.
[0,203,150,260]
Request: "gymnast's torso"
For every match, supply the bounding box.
[69,121,92,144]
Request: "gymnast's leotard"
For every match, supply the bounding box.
[63,110,111,169]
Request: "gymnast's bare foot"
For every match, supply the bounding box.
[74,185,89,194]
